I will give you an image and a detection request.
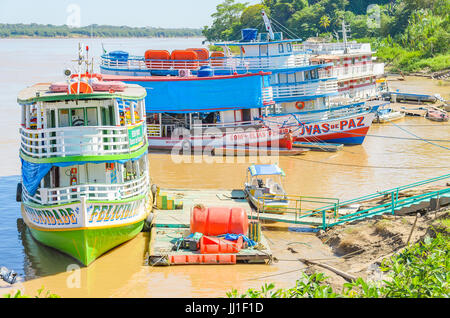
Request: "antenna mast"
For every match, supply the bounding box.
[261,10,275,41]
[338,20,351,53]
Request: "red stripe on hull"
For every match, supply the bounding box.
[294,126,370,142]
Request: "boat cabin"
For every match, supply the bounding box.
[18,81,149,206]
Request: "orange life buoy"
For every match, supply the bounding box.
[295,101,305,110]
[69,81,93,94]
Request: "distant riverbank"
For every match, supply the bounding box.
[0,23,203,39]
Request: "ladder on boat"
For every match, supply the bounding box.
[251,174,450,230]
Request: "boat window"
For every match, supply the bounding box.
[313,69,319,79]
[58,109,70,127]
[278,73,288,83]
[259,45,268,56]
[278,44,284,54]
[48,109,56,128]
[288,73,296,83]
[242,109,251,122]
[71,108,85,126]
[85,108,98,126]
[287,43,292,52]
[304,71,311,80]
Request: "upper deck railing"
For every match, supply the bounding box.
[20,121,146,159]
[23,173,149,206]
[318,64,375,80]
[271,77,338,101]
[294,42,372,54]
[100,52,311,73]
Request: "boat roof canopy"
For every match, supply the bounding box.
[17,83,146,104]
[248,164,285,177]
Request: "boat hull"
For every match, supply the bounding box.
[270,112,376,145]
[149,127,285,151]
[21,195,150,266]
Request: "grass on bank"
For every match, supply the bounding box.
[3,286,60,298]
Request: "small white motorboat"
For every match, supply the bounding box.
[244,164,289,212]
[374,108,405,123]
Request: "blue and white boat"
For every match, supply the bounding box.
[100,11,386,145]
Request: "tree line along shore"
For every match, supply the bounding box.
[0,24,203,38]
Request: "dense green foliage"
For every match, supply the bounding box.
[0,23,202,38]
[227,232,450,298]
[203,0,450,72]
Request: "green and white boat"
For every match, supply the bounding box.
[17,48,152,266]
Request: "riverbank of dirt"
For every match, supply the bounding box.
[302,207,450,292]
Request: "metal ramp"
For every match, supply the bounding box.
[251,174,450,230]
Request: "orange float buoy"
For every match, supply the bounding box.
[210,51,225,67]
[69,81,93,94]
[144,50,171,69]
[190,206,248,236]
[295,101,305,110]
[171,50,199,70]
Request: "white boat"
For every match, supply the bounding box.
[17,46,152,266]
[374,107,405,123]
[244,164,288,212]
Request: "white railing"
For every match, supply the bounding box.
[318,64,374,80]
[101,52,311,72]
[23,174,149,206]
[20,122,146,159]
[272,79,338,100]
[191,120,261,130]
[147,124,162,137]
[262,86,274,105]
[294,42,371,54]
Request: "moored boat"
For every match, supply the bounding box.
[100,10,386,146]
[212,146,309,156]
[244,164,289,212]
[425,108,449,122]
[101,72,285,150]
[17,48,152,266]
[374,107,405,123]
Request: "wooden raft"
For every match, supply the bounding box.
[148,189,272,266]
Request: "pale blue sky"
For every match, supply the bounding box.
[0,0,262,28]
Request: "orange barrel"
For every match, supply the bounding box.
[200,236,243,254]
[190,206,248,236]
[144,50,171,69]
[210,51,225,67]
[171,50,199,69]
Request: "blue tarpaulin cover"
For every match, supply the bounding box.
[125,74,267,113]
[20,151,147,196]
[219,233,256,247]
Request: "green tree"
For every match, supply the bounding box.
[202,0,248,41]
[319,15,331,30]
[240,4,271,32]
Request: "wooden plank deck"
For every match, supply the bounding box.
[149,188,272,266]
